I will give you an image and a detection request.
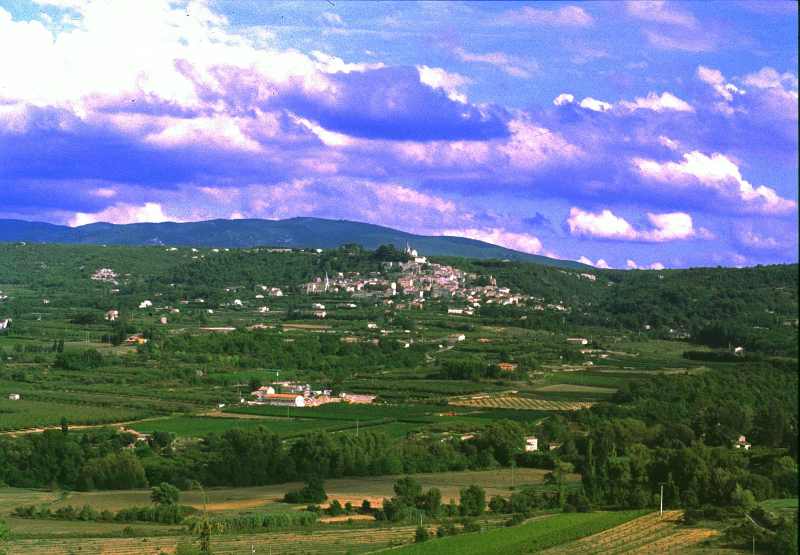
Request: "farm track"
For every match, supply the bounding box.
[539,511,719,554]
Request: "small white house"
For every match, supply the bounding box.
[258,306,270,313]
[139,300,153,309]
[566,337,589,345]
[105,310,120,321]
[159,316,168,325]
[734,435,751,450]
[524,436,539,452]
[0,318,12,330]
[312,303,326,310]
[8,393,20,401]
[367,322,378,329]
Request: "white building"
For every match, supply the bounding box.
[0,318,12,330]
[256,393,306,407]
[138,300,153,309]
[524,436,539,452]
[566,337,589,345]
[8,393,20,401]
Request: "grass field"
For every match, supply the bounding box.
[389,510,646,554]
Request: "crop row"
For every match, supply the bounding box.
[449,396,594,412]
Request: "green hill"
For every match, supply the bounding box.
[0,217,586,269]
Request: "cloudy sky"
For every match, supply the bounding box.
[1,0,797,268]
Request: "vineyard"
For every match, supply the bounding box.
[449,394,594,411]
[539,511,720,554]
[0,398,150,432]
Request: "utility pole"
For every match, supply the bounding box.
[659,483,664,517]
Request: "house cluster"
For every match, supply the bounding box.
[91,268,118,284]
[299,246,531,312]
[250,383,376,408]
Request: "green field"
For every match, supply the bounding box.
[390,510,647,554]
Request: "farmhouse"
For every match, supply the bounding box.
[341,393,376,404]
[257,393,306,408]
[138,300,153,309]
[0,318,11,330]
[252,386,276,399]
[524,436,539,452]
[105,309,119,321]
[8,393,20,401]
[497,362,518,372]
[566,337,589,345]
[125,334,148,345]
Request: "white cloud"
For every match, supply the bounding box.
[69,202,177,226]
[626,259,666,270]
[579,97,613,112]
[442,228,543,254]
[658,135,680,150]
[625,0,697,27]
[618,91,693,112]
[567,208,707,242]
[742,67,798,90]
[417,65,471,103]
[578,256,610,269]
[633,151,797,215]
[452,47,538,79]
[553,93,574,106]
[498,5,594,27]
[321,12,344,26]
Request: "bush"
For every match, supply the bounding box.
[283,477,327,504]
[415,526,430,543]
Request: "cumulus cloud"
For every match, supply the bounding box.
[578,256,610,268]
[69,202,177,226]
[566,208,709,242]
[626,259,665,270]
[618,91,693,113]
[633,151,796,214]
[440,228,543,255]
[417,65,471,103]
[497,5,594,27]
[553,93,574,106]
[579,97,613,112]
[574,92,692,113]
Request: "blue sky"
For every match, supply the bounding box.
[0,0,797,268]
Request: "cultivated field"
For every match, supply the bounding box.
[390,510,647,554]
[539,510,720,554]
[449,394,594,411]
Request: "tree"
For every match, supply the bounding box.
[459,485,486,516]
[393,476,423,507]
[151,482,180,506]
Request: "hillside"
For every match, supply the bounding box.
[0,217,586,269]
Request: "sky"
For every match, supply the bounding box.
[0,0,797,269]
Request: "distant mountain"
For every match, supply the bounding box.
[0,217,587,269]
